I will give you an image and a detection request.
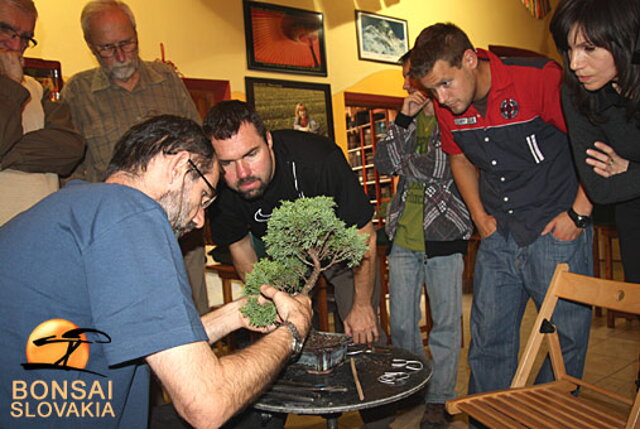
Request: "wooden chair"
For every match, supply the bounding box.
[205,263,242,352]
[377,244,392,341]
[446,263,640,429]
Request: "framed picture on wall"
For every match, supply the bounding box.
[355,10,408,64]
[243,1,327,77]
[245,77,334,141]
[23,57,63,101]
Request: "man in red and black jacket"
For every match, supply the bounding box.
[410,22,593,415]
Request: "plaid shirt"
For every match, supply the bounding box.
[62,61,200,182]
[374,112,472,242]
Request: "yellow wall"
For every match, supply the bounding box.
[30,0,560,150]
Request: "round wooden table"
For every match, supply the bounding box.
[253,346,432,429]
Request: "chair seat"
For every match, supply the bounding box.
[450,380,629,429]
[446,265,640,429]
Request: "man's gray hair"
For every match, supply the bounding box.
[0,0,38,19]
[81,0,136,43]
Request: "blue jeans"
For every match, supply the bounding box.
[389,243,463,403]
[468,228,593,395]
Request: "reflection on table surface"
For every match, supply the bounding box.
[253,346,432,415]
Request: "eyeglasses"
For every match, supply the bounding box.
[93,37,137,58]
[0,22,37,49]
[187,159,217,209]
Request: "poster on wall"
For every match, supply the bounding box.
[245,77,334,142]
[243,1,327,77]
[355,10,408,64]
[23,57,63,101]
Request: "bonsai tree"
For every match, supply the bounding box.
[240,196,369,327]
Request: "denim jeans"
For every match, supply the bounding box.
[468,228,593,395]
[389,243,463,403]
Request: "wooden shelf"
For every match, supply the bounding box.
[344,96,402,226]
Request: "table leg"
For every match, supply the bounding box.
[322,413,341,429]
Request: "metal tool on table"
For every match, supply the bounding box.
[271,380,348,393]
[262,390,317,403]
[263,380,347,403]
[346,343,392,356]
[377,371,411,385]
[390,358,423,371]
[377,358,424,385]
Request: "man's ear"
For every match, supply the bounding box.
[462,48,478,70]
[165,150,191,185]
[265,131,273,149]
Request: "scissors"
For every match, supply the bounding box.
[377,371,410,385]
[391,358,423,371]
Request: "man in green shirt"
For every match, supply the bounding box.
[374,50,473,428]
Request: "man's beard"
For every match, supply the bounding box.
[104,56,140,81]
[157,185,196,239]
[236,176,268,200]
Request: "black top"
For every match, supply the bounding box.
[209,130,374,246]
[562,84,640,205]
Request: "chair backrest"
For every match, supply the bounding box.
[514,264,639,386]
[510,264,639,428]
[553,265,639,314]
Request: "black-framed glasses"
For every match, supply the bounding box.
[187,159,217,209]
[0,22,37,49]
[93,37,137,58]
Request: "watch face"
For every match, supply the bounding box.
[568,209,590,228]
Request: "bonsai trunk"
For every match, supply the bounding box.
[301,267,320,296]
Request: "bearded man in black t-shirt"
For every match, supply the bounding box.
[204,100,385,345]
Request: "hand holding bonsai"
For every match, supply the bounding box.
[240,196,369,333]
[256,284,313,340]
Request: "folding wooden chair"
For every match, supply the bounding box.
[446,263,640,428]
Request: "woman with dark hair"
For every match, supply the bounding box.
[550,0,640,282]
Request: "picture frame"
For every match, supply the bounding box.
[243,0,327,77]
[23,57,63,101]
[355,10,409,64]
[245,77,334,142]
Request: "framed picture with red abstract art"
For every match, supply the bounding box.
[243,0,327,77]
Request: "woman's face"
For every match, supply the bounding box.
[567,24,617,91]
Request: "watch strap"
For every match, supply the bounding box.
[567,207,591,228]
[279,321,304,355]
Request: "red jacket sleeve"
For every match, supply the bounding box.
[538,61,568,134]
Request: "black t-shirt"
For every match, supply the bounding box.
[209,130,374,246]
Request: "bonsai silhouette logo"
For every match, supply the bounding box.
[22,319,111,377]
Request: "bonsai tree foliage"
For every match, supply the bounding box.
[241,196,369,327]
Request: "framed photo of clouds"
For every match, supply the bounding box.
[245,77,335,142]
[243,0,327,76]
[355,10,408,64]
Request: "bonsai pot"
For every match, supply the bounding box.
[294,331,351,374]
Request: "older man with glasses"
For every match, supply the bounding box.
[0,0,84,226]
[61,0,210,318]
[0,114,313,429]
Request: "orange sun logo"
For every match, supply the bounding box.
[26,319,90,369]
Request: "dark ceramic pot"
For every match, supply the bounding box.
[294,331,351,374]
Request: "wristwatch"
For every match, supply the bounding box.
[567,207,592,228]
[280,321,304,356]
